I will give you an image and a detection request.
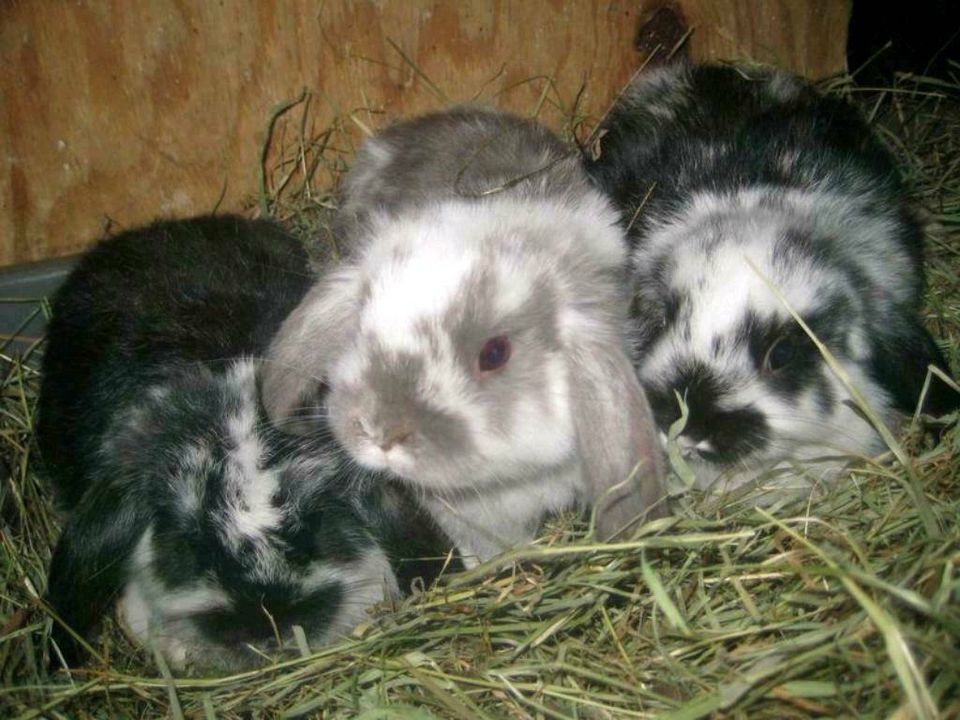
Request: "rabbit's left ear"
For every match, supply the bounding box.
[45,482,150,667]
[567,336,666,540]
[871,320,959,418]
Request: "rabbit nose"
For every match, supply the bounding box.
[378,429,413,452]
[677,435,719,462]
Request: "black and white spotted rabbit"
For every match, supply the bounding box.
[585,63,958,493]
[262,108,666,567]
[37,216,454,673]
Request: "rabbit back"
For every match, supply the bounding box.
[337,107,593,239]
[38,215,314,510]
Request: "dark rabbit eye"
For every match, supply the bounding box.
[478,335,511,373]
[764,337,796,372]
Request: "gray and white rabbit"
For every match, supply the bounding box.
[262,108,666,567]
[37,215,454,673]
[585,63,958,494]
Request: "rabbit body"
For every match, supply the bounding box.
[586,64,958,493]
[264,108,665,566]
[38,216,451,673]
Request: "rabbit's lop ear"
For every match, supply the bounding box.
[872,320,960,419]
[46,484,149,667]
[261,268,361,433]
[569,339,666,540]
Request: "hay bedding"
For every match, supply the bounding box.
[1,68,959,719]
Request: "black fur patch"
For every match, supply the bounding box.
[192,582,344,652]
[646,360,770,463]
[739,299,854,408]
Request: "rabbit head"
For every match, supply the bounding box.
[263,192,664,552]
[629,188,954,491]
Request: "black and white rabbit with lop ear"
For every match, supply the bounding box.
[262,108,666,567]
[585,63,958,494]
[37,216,454,673]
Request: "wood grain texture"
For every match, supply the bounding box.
[678,0,850,76]
[0,0,850,266]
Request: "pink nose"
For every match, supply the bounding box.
[379,431,412,452]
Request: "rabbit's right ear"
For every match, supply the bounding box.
[261,267,362,433]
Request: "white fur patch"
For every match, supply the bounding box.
[492,252,536,319]
[362,217,480,353]
[172,442,212,515]
[305,546,399,644]
[217,360,284,576]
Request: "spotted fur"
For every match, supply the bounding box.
[38,216,454,673]
[586,63,958,493]
[587,64,958,487]
[263,108,666,566]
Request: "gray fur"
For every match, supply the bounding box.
[262,267,363,432]
[264,108,666,564]
[336,106,591,238]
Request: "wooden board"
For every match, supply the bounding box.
[0,0,850,267]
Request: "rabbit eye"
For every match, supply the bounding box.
[764,337,796,372]
[478,335,511,373]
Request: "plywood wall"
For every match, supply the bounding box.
[0,0,850,267]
